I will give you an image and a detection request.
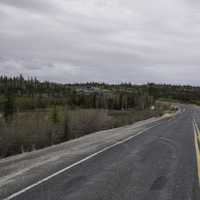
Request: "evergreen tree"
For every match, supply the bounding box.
[4,90,15,122]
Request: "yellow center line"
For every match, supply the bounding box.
[193,119,200,187]
[194,119,200,146]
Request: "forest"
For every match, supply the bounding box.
[0,75,195,158]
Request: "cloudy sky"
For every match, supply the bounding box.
[0,0,200,84]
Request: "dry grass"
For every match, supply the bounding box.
[67,109,111,138]
[0,103,171,158]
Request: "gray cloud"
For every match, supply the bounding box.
[0,0,200,84]
[0,0,57,14]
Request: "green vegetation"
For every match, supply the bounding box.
[0,76,198,113]
[0,75,190,158]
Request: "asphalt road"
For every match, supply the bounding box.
[2,105,200,200]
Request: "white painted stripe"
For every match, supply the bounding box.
[3,123,161,200]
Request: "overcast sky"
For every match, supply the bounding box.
[0,0,200,84]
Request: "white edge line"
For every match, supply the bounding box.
[3,123,161,200]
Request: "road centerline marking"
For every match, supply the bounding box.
[3,122,162,200]
[193,119,200,187]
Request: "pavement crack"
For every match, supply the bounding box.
[150,176,168,191]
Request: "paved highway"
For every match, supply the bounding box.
[1,105,200,200]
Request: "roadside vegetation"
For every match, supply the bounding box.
[0,75,180,158]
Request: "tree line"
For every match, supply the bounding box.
[0,75,154,119]
[1,75,200,121]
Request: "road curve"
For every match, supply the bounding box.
[1,105,200,200]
